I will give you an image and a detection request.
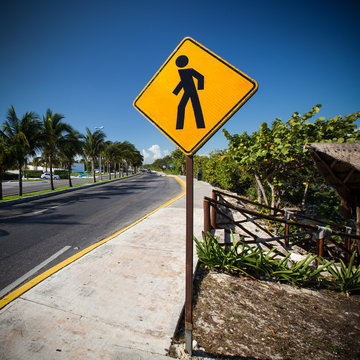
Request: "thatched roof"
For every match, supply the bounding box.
[305,143,360,216]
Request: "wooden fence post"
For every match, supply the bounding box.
[211,190,217,229]
[344,227,352,266]
[316,226,332,265]
[284,211,293,248]
[204,198,211,235]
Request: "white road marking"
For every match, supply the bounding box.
[31,209,48,215]
[0,245,72,299]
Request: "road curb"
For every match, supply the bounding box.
[0,173,140,208]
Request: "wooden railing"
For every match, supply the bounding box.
[204,189,360,265]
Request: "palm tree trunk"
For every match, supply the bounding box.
[67,163,72,187]
[108,162,111,180]
[0,167,3,200]
[18,165,23,196]
[92,158,96,182]
[49,155,54,190]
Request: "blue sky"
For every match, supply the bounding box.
[1,0,359,164]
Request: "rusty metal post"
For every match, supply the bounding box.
[185,155,193,355]
[344,227,352,266]
[211,190,217,229]
[316,226,331,265]
[204,198,211,235]
[284,211,292,248]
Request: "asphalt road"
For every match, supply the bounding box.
[1,173,119,197]
[0,173,183,298]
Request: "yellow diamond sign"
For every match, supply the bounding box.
[134,37,258,155]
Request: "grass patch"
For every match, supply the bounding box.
[1,174,137,202]
[0,186,84,201]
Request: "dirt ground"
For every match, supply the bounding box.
[170,268,360,360]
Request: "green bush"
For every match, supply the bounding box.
[195,232,338,289]
[23,170,43,178]
[203,150,251,193]
[271,253,331,287]
[3,172,18,180]
[324,251,360,295]
[54,170,68,179]
[195,232,279,278]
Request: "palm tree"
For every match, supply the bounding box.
[31,156,44,170]
[104,141,120,179]
[2,106,42,196]
[83,127,106,182]
[113,142,125,178]
[0,130,15,200]
[41,109,72,190]
[118,141,139,175]
[131,150,143,173]
[59,129,83,187]
[102,141,113,179]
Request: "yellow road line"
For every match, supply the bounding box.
[0,175,185,310]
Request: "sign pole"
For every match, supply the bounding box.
[133,36,258,357]
[185,155,193,355]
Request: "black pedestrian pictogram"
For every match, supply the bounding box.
[173,55,205,130]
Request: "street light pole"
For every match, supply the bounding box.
[95,126,104,181]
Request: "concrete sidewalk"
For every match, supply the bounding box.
[0,177,212,360]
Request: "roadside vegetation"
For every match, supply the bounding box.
[195,232,360,296]
[147,105,360,224]
[168,105,360,359]
[0,105,143,200]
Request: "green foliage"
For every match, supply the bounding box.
[171,148,186,174]
[3,172,18,180]
[195,232,342,289]
[271,253,332,287]
[23,170,43,178]
[224,105,360,211]
[306,187,350,224]
[54,169,68,179]
[193,155,209,176]
[103,140,142,177]
[325,251,360,295]
[1,105,141,197]
[151,155,173,171]
[203,149,251,193]
[194,231,267,277]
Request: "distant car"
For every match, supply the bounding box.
[77,172,88,178]
[146,169,152,173]
[41,172,60,180]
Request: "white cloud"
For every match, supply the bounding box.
[142,144,169,164]
[148,144,162,160]
[142,149,151,163]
